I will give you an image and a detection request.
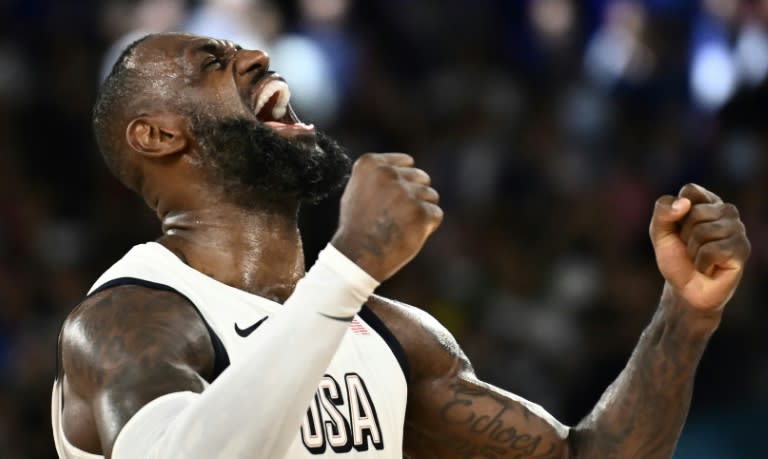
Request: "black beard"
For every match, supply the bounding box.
[190,113,351,207]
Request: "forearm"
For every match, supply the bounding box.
[112,244,379,459]
[569,283,720,458]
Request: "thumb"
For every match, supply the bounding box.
[649,195,691,246]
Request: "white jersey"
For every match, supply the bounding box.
[52,242,409,458]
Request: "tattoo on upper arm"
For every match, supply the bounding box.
[385,297,565,459]
[63,286,213,394]
[437,381,560,459]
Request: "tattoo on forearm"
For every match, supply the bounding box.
[438,383,558,459]
[570,302,711,458]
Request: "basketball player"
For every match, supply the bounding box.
[51,33,750,459]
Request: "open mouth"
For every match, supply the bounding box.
[252,77,315,136]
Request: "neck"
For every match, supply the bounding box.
[157,199,304,303]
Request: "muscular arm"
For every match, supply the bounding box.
[61,244,380,458]
[567,286,715,457]
[378,185,748,459]
[370,295,569,458]
[58,153,441,458]
[372,291,715,459]
[61,286,215,455]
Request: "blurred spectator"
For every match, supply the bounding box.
[585,1,656,88]
[186,0,267,50]
[690,0,768,111]
[99,0,187,81]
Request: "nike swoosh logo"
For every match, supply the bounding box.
[234,316,268,337]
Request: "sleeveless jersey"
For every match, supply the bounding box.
[52,242,409,458]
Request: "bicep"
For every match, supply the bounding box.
[367,297,570,458]
[61,286,214,456]
[368,296,571,459]
[405,373,570,459]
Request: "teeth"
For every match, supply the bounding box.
[272,87,290,120]
[254,80,291,119]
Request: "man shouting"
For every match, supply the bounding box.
[52,33,750,459]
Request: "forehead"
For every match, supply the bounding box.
[127,34,240,90]
[127,34,245,110]
[136,33,238,63]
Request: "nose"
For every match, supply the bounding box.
[234,49,270,76]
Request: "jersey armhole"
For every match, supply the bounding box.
[359,305,411,384]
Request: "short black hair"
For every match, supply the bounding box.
[92,34,154,189]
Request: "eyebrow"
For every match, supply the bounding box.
[195,41,242,55]
[197,43,221,55]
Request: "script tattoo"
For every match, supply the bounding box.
[438,382,558,459]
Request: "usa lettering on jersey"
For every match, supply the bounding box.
[301,373,384,454]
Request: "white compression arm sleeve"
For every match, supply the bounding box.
[112,244,379,459]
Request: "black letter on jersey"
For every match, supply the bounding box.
[301,394,326,454]
[345,373,384,451]
[318,375,353,452]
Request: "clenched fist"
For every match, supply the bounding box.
[650,183,750,313]
[331,153,443,282]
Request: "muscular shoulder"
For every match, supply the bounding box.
[366,295,473,383]
[61,285,215,396]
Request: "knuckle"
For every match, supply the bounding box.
[360,153,382,166]
[689,222,704,239]
[357,153,375,163]
[430,209,444,229]
[743,238,752,258]
[413,201,429,218]
[687,203,705,219]
[708,220,725,234]
[723,203,740,218]
[435,206,445,223]
[423,203,443,225]
[354,154,375,171]
[415,184,434,198]
[711,239,734,257]
[678,183,697,196]
[699,241,717,256]
[376,164,399,180]
[737,220,747,236]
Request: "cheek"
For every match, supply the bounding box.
[185,81,250,118]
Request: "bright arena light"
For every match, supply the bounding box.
[691,42,738,111]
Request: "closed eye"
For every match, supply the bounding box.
[203,56,222,70]
[197,41,240,71]
[199,43,224,70]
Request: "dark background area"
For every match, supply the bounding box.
[0,0,767,457]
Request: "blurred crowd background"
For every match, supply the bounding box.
[1,0,767,457]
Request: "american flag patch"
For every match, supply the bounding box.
[349,318,369,335]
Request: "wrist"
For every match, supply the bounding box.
[660,283,722,340]
[330,232,386,281]
[286,243,380,318]
[321,244,380,293]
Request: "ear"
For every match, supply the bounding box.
[125,113,189,158]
